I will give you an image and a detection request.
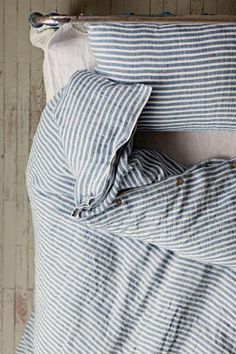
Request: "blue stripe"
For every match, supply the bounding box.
[16,69,236,354]
[87,23,236,131]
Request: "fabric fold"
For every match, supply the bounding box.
[53,69,152,215]
[80,153,236,269]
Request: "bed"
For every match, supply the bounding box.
[16,17,236,354]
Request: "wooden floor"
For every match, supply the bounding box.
[0,0,235,352]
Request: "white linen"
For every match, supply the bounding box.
[45,23,95,101]
[30,23,95,102]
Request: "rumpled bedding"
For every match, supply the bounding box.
[16,70,236,354]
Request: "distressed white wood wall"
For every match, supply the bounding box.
[0,0,235,352]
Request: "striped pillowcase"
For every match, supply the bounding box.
[54,70,152,214]
[86,23,236,131]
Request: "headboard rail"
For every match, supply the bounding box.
[29,13,236,28]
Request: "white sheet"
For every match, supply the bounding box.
[30,23,95,102]
[45,24,95,101]
[30,24,236,166]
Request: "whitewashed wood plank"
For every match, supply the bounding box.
[230,0,236,15]
[17,63,30,218]
[0,186,3,249]
[0,331,2,354]
[17,2,37,348]
[111,0,124,14]
[30,68,45,116]
[0,62,4,247]
[16,154,28,203]
[17,9,31,315]
[30,0,45,122]
[15,246,27,290]
[204,0,217,14]
[30,0,44,65]
[16,148,29,203]
[0,185,3,248]
[0,246,3,289]
[163,0,177,14]
[177,0,190,15]
[30,49,44,86]
[88,0,111,15]
[57,0,71,14]
[70,0,110,15]
[4,0,17,209]
[99,0,112,15]
[17,57,30,204]
[17,10,30,286]
[4,110,17,202]
[217,0,230,14]
[3,201,16,288]
[123,0,150,15]
[4,10,17,111]
[27,289,34,314]
[0,0,3,64]
[2,288,14,354]
[44,0,58,14]
[15,290,34,350]
[190,0,204,14]
[0,267,2,331]
[29,109,43,148]
[17,0,31,64]
[30,21,45,123]
[4,0,16,13]
[150,0,164,15]
[18,64,30,115]
[15,246,28,332]
[16,201,28,246]
[27,204,34,249]
[0,63,3,115]
[30,0,45,15]
[0,2,4,350]
[27,246,35,290]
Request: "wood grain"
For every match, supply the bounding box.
[204,0,217,14]
[150,0,164,15]
[231,0,236,15]
[15,246,28,332]
[177,0,191,15]
[0,2,3,348]
[3,289,14,354]
[164,0,177,14]
[0,52,4,253]
[57,0,71,13]
[123,0,150,15]
[111,0,124,14]
[217,0,230,15]
[190,0,204,14]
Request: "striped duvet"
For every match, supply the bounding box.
[16,70,236,354]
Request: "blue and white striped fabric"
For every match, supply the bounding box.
[87,23,236,131]
[16,70,236,354]
[53,70,151,215]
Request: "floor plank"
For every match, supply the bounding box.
[150,0,164,15]
[3,289,15,354]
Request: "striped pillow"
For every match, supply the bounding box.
[54,70,152,214]
[87,23,236,131]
